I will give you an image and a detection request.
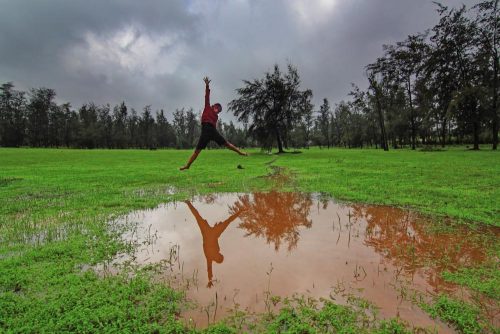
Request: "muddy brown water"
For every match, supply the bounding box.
[110,192,499,331]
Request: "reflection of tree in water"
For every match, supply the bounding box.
[230,192,313,251]
[352,205,494,292]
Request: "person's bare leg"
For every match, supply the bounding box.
[180,149,201,170]
[225,142,248,156]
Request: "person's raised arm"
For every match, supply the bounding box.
[184,201,210,231]
[203,76,211,108]
[213,208,244,237]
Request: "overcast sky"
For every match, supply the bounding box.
[0,0,478,120]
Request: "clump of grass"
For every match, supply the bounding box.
[0,177,22,187]
[419,146,445,152]
[422,295,487,334]
[264,301,412,334]
[442,266,500,300]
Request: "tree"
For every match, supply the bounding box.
[366,73,389,151]
[428,4,477,147]
[229,64,312,153]
[62,103,79,147]
[26,88,56,147]
[47,102,67,147]
[138,105,155,148]
[317,98,331,148]
[0,82,26,147]
[173,108,200,149]
[128,108,140,148]
[112,102,128,149]
[387,34,429,149]
[97,104,112,148]
[77,103,99,148]
[156,109,176,148]
[473,0,500,149]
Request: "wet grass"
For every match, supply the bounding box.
[422,295,491,334]
[0,147,499,333]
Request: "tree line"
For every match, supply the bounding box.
[0,83,249,149]
[1,1,498,151]
[229,0,499,151]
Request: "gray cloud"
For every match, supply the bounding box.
[0,0,478,120]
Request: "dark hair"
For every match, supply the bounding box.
[214,103,222,112]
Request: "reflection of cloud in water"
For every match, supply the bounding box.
[230,192,313,251]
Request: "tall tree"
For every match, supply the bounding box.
[48,103,67,147]
[428,4,477,147]
[473,0,500,149]
[26,88,56,147]
[317,98,331,148]
[229,64,312,153]
[385,34,429,149]
[139,105,155,148]
[366,72,389,151]
[112,102,128,148]
[78,103,99,148]
[156,109,176,148]
[0,82,26,147]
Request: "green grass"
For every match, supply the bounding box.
[422,295,492,334]
[0,147,499,333]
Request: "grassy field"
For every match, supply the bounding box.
[0,147,499,333]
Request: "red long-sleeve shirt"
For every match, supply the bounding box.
[201,85,218,127]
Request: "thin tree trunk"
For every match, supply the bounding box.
[440,118,446,147]
[407,79,416,150]
[374,85,388,151]
[492,54,498,150]
[276,129,284,153]
[473,119,480,150]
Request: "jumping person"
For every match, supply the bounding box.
[184,200,243,287]
[180,77,247,171]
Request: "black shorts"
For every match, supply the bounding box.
[196,123,227,150]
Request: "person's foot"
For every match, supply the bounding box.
[240,151,248,156]
[179,165,190,171]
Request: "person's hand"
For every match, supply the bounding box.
[203,76,211,86]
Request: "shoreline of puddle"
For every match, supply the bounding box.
[102,191,499,332]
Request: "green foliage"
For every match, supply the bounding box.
[423,295,485,334]
[202,323,237,334]
[260,299,411,334]
[442,266,500,300]
[374,319,412,334]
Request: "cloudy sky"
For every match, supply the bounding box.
[0,0,477,120]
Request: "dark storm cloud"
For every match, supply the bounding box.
[0,0,478,118]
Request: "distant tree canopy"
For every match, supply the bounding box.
[0,83,254,149]
[0,1,498,150]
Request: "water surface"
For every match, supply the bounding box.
[111,192,499,331]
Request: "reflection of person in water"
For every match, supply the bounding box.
[184,201,243,287]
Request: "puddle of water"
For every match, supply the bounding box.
[109,192,499,331]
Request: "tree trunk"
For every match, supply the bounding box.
[276,129,284,153]
[492,54,499,150]
[440,118,446,147]
[473,119,480,150]
[407,79,416,150]
[374,86,388,151]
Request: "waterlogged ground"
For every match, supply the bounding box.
[107,192,499,332]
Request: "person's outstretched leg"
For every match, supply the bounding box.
[225,142,248,156]
[180,149,201,170]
